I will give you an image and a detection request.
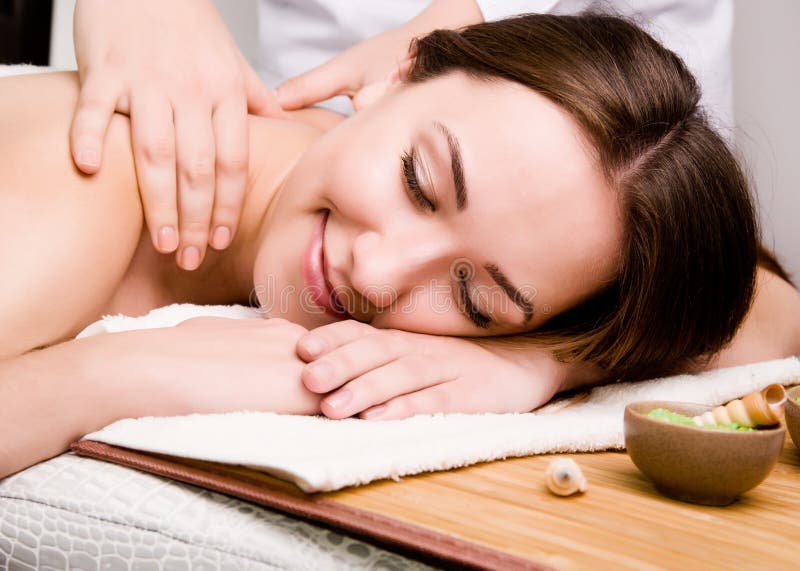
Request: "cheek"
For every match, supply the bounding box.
[326,149,401,218]
[319,117,407,216]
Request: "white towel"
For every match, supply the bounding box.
[0,64,51,77]
[80,304,800,492]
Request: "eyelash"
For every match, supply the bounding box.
[401,148,435,212]
[458,280,491,329]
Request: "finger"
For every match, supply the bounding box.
[321,354,454,419]
[174,102,215,270]
[209,97,248,251]
[296,319,374,361]
[360,381,472,421]
[301,331,409,393]
[129,90,179,253]
[70,75,121,174]
[388,51,415,84]
[351,80,390,113]
[275,58,355,111]
[242,60,287,118]
[363,372,548,421]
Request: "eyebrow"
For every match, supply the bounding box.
[484,263,535,325]
[433,121,467,210]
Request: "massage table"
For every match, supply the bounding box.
[2,431,798,570]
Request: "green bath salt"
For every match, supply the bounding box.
[647,408,754,431]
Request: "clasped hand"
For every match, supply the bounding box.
[295,320,560,420]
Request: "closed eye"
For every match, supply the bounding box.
[401,148,435,212]
[458,279,491,329]
[401,146,486,328]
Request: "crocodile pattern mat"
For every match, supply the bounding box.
[0,453,433,570]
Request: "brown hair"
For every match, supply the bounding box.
[408,13,777,382]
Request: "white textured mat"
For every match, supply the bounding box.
[79,304,800,492]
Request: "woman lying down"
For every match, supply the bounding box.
[1,14,798,479]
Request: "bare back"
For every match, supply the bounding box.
[0,72,326,358]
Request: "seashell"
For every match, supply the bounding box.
[545,458,588,496]
[693,383,787,428]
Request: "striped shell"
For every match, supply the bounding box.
[693,383,787,428]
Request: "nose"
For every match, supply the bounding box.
[349,228,455,310]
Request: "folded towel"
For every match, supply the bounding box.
[0,64,54,78]
[80,304,800,492]
[76,303,262,338]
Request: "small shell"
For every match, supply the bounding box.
[692,383,787,428]
[545,458,588,497]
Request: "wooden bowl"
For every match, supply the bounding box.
[624,401,785,506]
[786,386,800,449]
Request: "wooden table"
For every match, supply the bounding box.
[326,432,800,570]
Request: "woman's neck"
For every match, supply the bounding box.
[163,116,325,306]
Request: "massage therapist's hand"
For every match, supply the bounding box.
[276,0,484,112]
[296,320,564,420]
[116,317,320,416]
[71,0,285,270]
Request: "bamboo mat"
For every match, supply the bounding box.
[325,431,800,570]
[73,433,800,570]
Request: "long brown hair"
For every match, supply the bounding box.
[408,13,779,381]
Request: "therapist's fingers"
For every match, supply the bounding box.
[275,58,357,110]
[208,97,248,251]
[129,90,179,253]
[174,103,216,271]
[242,59,287,119]
[70,75,121,174]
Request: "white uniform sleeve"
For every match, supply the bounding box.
[474,0,560,21]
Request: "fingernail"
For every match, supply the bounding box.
[180,246,200,270]
[302,336,325,357]
[307,361,333,384]
[157,226,178,252]
[363,404,388,420]
[324,389,352,410]
[211,226,231,250]
[78,149,99,168]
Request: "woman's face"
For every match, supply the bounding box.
[253,72,622,336]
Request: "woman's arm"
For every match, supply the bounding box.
[0,317,321,480]
[0,334,159,479]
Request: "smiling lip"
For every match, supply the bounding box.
[302,211,351,319]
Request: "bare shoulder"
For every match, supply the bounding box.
[245,111,327,193]
[0,72,142,357]
[756,269,800,355]
[285,106,347,133]
[706,268,800,370]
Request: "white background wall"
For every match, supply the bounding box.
[732,0,799,278]
[50,0,799,278]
